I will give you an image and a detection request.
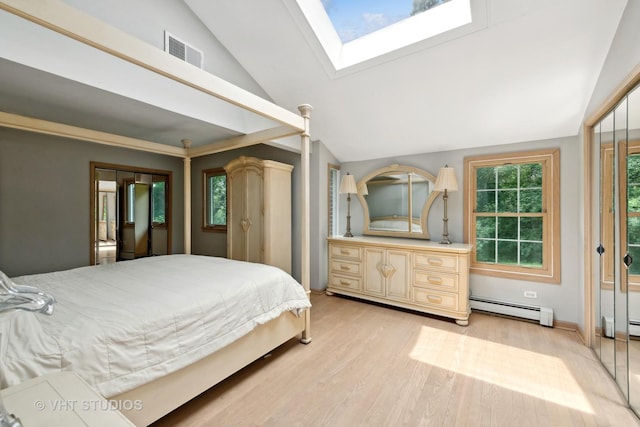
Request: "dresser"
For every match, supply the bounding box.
[225,156,294,274]
[327,236,473,325]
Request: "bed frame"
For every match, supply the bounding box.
[114,312,306,426]
[0,1,312,425]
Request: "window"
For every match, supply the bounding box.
[125,180,135,225]
[152,176,167,226]
[328,164,340,236]
[204,168,227,231]
[464,149,560,283]
[612,140,640,292]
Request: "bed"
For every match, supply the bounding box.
[0,255,310,425]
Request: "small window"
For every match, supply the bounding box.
[328,164,340,236]
[204,168,227,232]
[125,180,135,225]
[152,176,167,226]
[464,149,560,283]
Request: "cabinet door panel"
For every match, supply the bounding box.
[387,250,410,301]
[245,167,263,263]
[228,169,247,261]
[364,248,385,296]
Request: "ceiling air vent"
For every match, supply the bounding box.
[164,31,203,69]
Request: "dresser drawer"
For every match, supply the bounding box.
[329,274,362,291]
[414,252,458,272]
[413,288,458,311]
[414,270,458,291]
[331,244,362,261]
[330,259,362,276]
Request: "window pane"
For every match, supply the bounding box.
[629,245,640,275]
[476,217,496,239]
[152,181,166,224]
[628,185,640,213]
[476,167,496,190]
[628,154,640,183]
[520,163,542,188]
[127,183,135,223]
[628,216,640,245]
[519,189,542,213]
[497,165,518,189]
[208,175,226,226]
[476,190,495,212]
[497,240,518,264]
[497,217,518,240]
[520,217,543,241]
[520,242,543,267]
[497,190,517,212]
[476,239,495,263]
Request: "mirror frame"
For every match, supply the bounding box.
[356,164,439,239]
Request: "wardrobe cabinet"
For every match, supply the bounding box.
[225,156,293,273]
[327,236,473,325]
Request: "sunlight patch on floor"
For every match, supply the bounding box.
[409,325,594,414]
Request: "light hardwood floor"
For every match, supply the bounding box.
[152,293,639,427]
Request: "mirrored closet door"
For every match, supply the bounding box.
[594,83,640,415]
[90,163,172,265]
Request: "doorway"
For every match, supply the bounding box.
[90,162,172,265]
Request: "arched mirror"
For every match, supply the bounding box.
[356,164,439,239]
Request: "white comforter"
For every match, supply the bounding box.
[0,255,310,396]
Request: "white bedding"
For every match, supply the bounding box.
[0,255,310,397]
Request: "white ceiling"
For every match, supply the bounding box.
[185,0,628,161]
[0,0,629,162]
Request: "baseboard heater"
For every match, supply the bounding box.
[603,317,640,338]
[469,295,554,327]
[629,319,640,337]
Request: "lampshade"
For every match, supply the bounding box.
[361,183,369,195]
[339,173,358,194]
[434,165,458,192]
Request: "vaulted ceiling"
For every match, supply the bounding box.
[0,0,630,162]
[185,0,628,161]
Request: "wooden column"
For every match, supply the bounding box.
[298,104,312,344]
[182,139,192,255]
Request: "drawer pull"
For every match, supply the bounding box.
[340,264,351,271]
[340,249,350,255]
[427,295,442,304]
[428,258,443,266]
[428,276,443,285]
[340,280,351,286]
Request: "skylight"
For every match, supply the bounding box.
[324,0,453,43]
[296,0,474,72]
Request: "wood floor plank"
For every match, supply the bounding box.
[152,294,640,427]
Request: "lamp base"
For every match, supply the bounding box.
[439,237,452,245]
[344,231,354,238]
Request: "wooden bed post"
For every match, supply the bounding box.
[182,139,192,255]
[298,104,312,344]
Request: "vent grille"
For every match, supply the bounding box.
[164,31,203,68]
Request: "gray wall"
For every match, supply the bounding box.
[337,135,581,324]
[0,128,184,277]
[310,140,339,291]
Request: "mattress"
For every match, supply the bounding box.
[0,255,310,397]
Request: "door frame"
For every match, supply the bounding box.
[90,161,173,265]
